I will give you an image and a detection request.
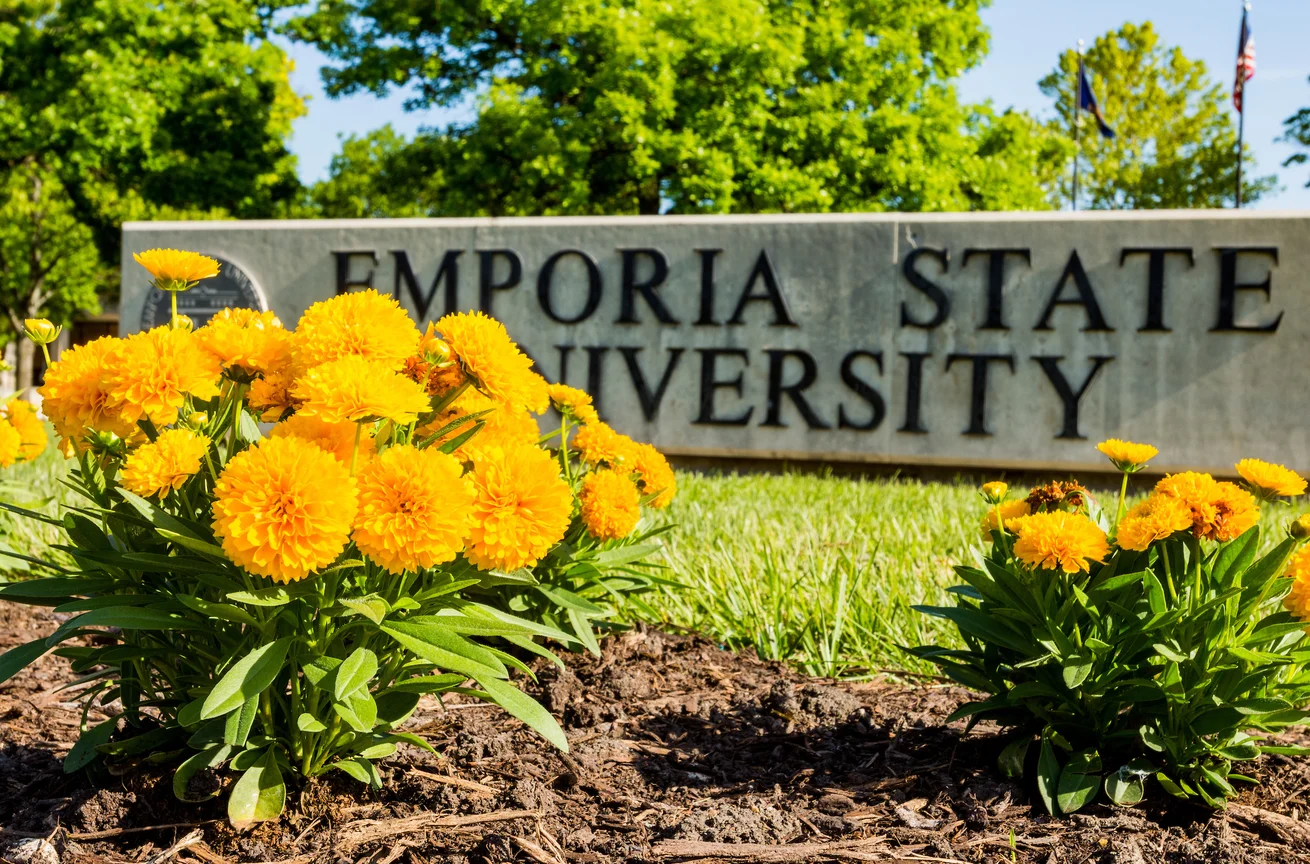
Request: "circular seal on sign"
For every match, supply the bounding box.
[139,255,269,330]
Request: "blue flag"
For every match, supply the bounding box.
[1078,63,1116,139]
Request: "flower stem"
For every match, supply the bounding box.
[350,423,363,476]
[39,343,50,366]
[170,291,178,328]
[1115,472,1129,527]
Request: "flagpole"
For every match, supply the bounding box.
[1072,41,1083,211]
[1236,2,1249,208]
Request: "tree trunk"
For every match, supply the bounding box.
[13,336,34,399]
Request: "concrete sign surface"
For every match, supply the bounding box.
[122,212,1308,474]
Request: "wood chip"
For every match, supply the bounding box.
[409,769,498,797]
[337,809,539,850]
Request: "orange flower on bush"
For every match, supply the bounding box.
[106,327,222,427]
[271,414,376,466]
[1284,546,1310,623]
[353,445,473,574]
[1115,494,1194,552]
[422,388,539,458]
[436,312,549,413]
[212,436,358,583]
[1,398,46,462]
[1209,482,1260,542]
[247,362,299,421]
[38,337,139,449]
[0,419,21,467]
[197,308,290,377]
[133,249,219,289]
[1096,439,1158,472]
[121,429,210,499]
[293,355,432,425]
[292,289,420,372]
[548,384,599,425]
[580,469,641,540]
[572,422,636,468]
[630,441,677,508]
[1236,458,1307,500]
[465,444,572,571]
[1011,511,1109,574]
[1156,472,1259,542]
[980,500,1031,540]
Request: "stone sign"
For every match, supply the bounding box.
[121,213,1308,474]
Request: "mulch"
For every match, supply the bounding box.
[4,600,1310,863]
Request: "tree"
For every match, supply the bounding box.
[0,0,305,393]
[292,0,1066,216]
[1280,84,1310,186]
[1039,21,1275,210]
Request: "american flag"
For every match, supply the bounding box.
[1234,7,1255,112]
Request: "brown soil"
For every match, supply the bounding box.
[5,601,1310,863]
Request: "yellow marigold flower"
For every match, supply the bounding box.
[1096,439,1158,472]
[572,422,637,468]
[436,312,549,413]
[1236,458,1307,500]
[212,436,358,583]
[196,308,290,377]
[270,414,376,466]
[353,445,473,574]
[1284,546,1310,622]
[1,398,46,462]
[106,327,222,427]
[1011,511,1109,574]
[1155,472,1260,542]
[630,441,676,508]
[979,500,1031,541]
[133,249,219,290]
[292,289,419,372]
[247,362,300,422]
[580,469,641,540]
[1115,494,1193,552]
[38,337,138,450]
[292,355,432,425]
[0,419,21,468]
[421,388,540,459]
[121,429,210,499]
[548,383,600,424]
[981,481,1008,504]
[465,444,573,571]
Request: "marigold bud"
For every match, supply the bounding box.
[981,481,1008,504]
[170,314,195,333]
[1291,514,1310,540]
[187,412,209,429]
[87,430,127,459]
[23,318,61,345]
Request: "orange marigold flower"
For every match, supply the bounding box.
[630,441,676,508]
[436,312,549,413]
[247,362,300,422]
[1115,494,1193,552]
[1284,546,1310,622]
[292,355,432,425]
[106,327,222,427]
[121,429,210,499]
[1025,481,1089,513]
[1011,511,1109,574]
[465,444,572,571]
[0,419,21,468]
[979,500,1031,541]
[270,414,376,466]
[212,436,358,583]
[1156,472,1260,542]
[1096,439,1158,472]
[572,422,636,468]
[580,469,641,540]
[38,336,139,450]
[421,388,539,459]
[1236,458,1307,500]
[133,249,219,289]
[403,353,467,398]
[292,289,420,372]
[196,308,291,378]
[353,445,473,574]
[548,383,599,425]
[1,398,46,462]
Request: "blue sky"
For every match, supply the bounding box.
[282,0,1310,209]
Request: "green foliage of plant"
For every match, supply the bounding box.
[0,426,74,576]
[1040,21,1276,209]
[1280,79,1310,186]
[0,0,304,389]
[291,0,1066,216]
[911,482,1310,813]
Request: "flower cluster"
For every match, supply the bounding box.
[0,396,47,466]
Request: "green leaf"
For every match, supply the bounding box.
[470,674,568,752]
[173,745,234,802]
[998,737,1030,779]
[302,656,341,689]
[224,696,259,747]
[226,587,293,607]
[1057,749,1101,814]
[383,731,439,755]
[330,756,382,788]
[567,608,602,657]
[1105,759,1152,806]
[946,696,1010,724]
[1231,697,1293,715]
[332,690,378,732]
[334,648,379,702]
[0,577,112,599]
[1155,772,1188,799]
[340,596,390,625]
[376,691,421,725]
[201,638,292,720]
[0,638,49,686]
[1062,652,1094,690]
[381,673,467,694]
[227,749,286,827]
[1036,734,1060,815]
[175,595,260,628]
[354,740,398,760]
[296,713,327,733]
[590,543,661,568]
[380,621,508,680]
[64,717,118,773]
[537,585,606,616]
[238,412,263,443]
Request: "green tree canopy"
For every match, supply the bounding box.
[293,0,1066,216]
[0,0,305,392]
[1280,81,1310,187]
[1039,21,1275,210]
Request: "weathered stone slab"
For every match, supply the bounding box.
[121,212,1307,474]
